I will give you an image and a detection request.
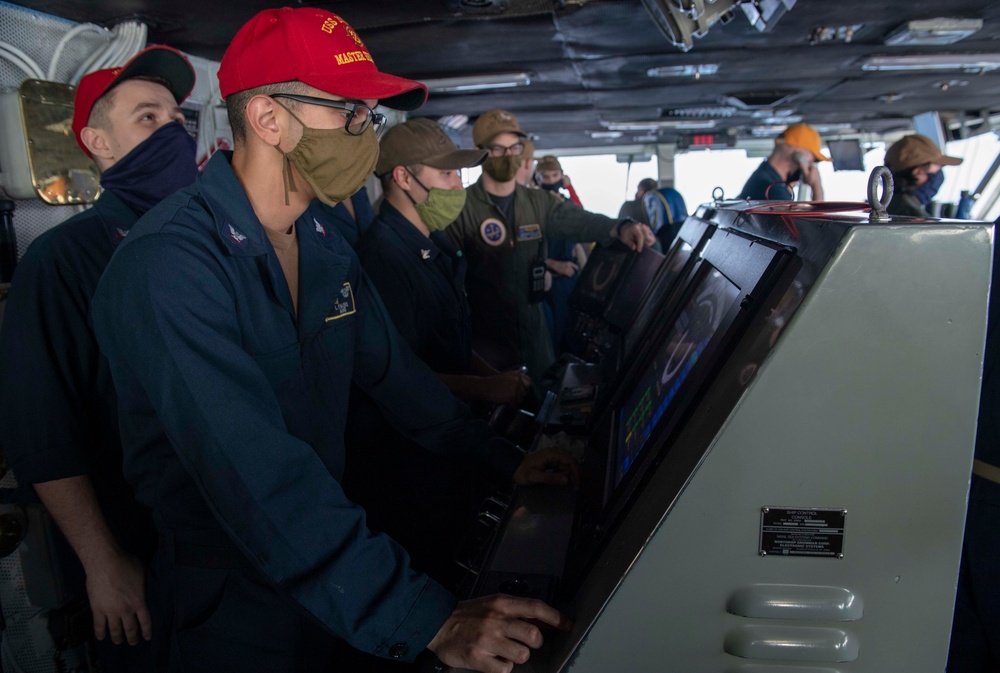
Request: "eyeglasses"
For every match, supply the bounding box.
[271,93,387,136]
[483,142,525,157]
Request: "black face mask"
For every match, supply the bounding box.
[541,179,563,191]
[100,121,198,216]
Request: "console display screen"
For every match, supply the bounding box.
[616,267,741,486]
[571,247,630,313]
[622,240,694,359]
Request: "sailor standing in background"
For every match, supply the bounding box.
[349,117,531,590]
[447,109,655,383]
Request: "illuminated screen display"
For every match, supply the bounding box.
[572,247,630,311]
[622,240,694,359]
[616,267,741,486]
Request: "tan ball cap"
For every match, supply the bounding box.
[376,118,487,176]
[885,134,963,173]
[472,109,528,147]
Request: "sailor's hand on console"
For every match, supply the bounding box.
[428,595,573,673]
[484,369,532,405]
[512,447,581,488]
[86,547,152,645]
[615,221,655,252]
[546,259,579,278]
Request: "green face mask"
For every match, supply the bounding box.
[414,186,467,232]
[482,154,521,183]
[276,101,379,207]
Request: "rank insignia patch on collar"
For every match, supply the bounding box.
[325,282,357,321]
[227,224,247,245]
[314,218,327,237]
[421,249,431,260]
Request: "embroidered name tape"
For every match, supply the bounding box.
[325,282,356,321]
[516,224,542,241]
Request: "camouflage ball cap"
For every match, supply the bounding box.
[376,118,487,176]
[473,109,528,147]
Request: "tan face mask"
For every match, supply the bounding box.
[482,154,521,183]
[275,101,379,207]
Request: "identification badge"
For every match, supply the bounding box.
[528,257,547,304]
[480,218,506,247]
[516,224,542,241]
[325,282,356,321]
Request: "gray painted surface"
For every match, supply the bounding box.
[565,224,992,671]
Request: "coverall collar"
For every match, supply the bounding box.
[379,201,442,262]
[91,189,141,248]
[200,151,270,258]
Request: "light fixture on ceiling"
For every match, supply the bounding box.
[421,72,531,94]
[601,119,717,131]
[646,63,719,79]
[860,54,1000,73]
[884,18,983,47]
[666,106,738,118]
[589,131,625,139]
[755,115,803,125]
[811,123,856,134]
[750,125,790,137]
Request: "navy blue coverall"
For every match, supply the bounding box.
[349,202,481,590]
[0,191,156,671]
[91,152,519,672]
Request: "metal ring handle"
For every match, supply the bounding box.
[712,186,725,201]
[867,166,893,222]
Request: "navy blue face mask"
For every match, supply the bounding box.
[99,121,198,216]
[541,179,564,191]
[912,169,944,206]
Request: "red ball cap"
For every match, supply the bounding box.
[217,7,427,111]
[72,45,195,157]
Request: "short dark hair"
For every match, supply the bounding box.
[379,163,424,189]
[638,178,658,193]
[225,80,311,145]
[88,75,172,130]
[891,162,932,194]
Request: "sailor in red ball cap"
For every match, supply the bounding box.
[90,8,574,673]
[0,44,197,672]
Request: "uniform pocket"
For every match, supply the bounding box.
[251,341,301,387]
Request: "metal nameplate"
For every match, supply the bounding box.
[759,507,845,558]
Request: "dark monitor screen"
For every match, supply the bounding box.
[603,246,665,328]
[570,246,631,315]
[621,239,695,361]
[615,267,741,486]
[827,139,865,172]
